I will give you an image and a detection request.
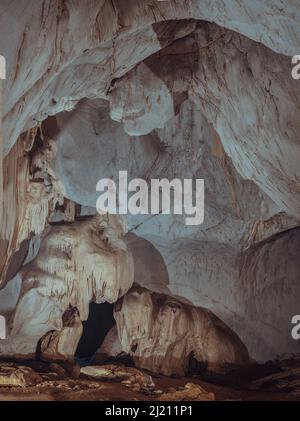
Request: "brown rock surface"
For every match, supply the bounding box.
[159,382,215,401]
[0,363,42,387]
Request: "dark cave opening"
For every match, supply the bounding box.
[75,302,115,365]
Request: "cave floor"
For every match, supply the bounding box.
[0,359,299,401]
[0,376,297,401]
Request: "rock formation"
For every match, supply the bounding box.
[114,286,249,376]
[45,95,300,361]
[0,134,64,288]
[109,23,300,217]
[0,1,299,385]
[0,214,134,359]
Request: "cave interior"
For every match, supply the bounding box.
[0,0,300,401]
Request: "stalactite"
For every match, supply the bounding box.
[0,135,64,289]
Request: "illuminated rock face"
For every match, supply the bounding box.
[1,1,299,154]
[114,286,249,376]
[50,97,300,362]
[0,1,300,373]
[0,136,65,289]
[0,215,134,359]
[109,24,300,219]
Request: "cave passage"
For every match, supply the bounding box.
[75,302,115,365]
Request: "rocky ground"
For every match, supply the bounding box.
[0,358,300,401]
